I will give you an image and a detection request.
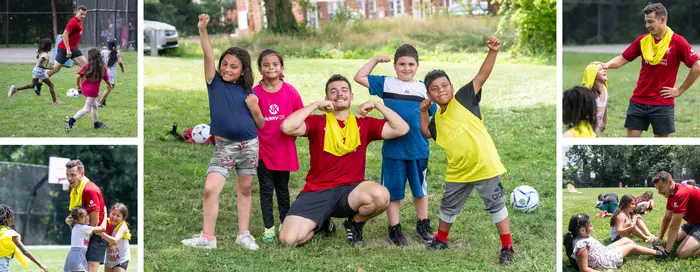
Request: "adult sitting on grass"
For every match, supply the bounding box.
[595,3,700,137]
[610,194,658,243]
[596,193,618,218]
[652,171,700,258]
[279,74,409,248]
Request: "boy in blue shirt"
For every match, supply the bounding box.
[354,44,437,246]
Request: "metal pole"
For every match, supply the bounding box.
[150,29,157,56]
[6,0,9,48]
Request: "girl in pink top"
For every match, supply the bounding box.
[67,48,112,132]
[253,49,304,242]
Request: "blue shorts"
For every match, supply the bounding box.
[381,158,428,201]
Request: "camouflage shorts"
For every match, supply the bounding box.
[207,138,259,178]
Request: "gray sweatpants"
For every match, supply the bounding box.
[439,176,507,224]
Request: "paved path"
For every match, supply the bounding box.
[0,48,40,63]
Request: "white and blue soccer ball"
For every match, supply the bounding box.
[66,88,79,98]
[510,185,539,212]
[191,124,211,144]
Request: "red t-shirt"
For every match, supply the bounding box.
[82,181,105,226]
[622,33,699,105]
[665,183,700,224]
[301,114,386,192]
[58,17,84,50]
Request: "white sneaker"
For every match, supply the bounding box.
[181,233,217,249]
[8,85,16,97]
[236,231,259,250]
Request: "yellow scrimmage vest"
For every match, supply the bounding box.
[434,97,506,183]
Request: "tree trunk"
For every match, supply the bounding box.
[264,0,299,34]
[51,0,58,38]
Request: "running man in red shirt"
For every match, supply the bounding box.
[598,3,700,137]
[64,160,107,272]
[47,5,89,79]
[652,171,700,258]
[278,74,409,248]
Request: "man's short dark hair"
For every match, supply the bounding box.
[423,70,451,90]
[643,3,667,19]
[394,44,419,64]
[76,5,87,12]
[325,74,352,95]
[652,171,672,184]
[65,159,84,172]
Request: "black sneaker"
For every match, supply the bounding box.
[388,224,410,246]
[499,245,515,264]
[34,83,41,96]
[66,117,75,132]
[98,103,105,108]
[318,218,336,238]
[416,218,434,243]
[94,122,108,129]
[427,238,448,250]
[343,218,364,248]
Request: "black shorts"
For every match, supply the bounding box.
[681,223,700,242]
[55,48,83,64]
[625,101,675,135]
[85,235,106,263]
[286,183,361,232]
[112,260,129,270]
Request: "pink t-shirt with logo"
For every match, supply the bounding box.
[254,81,304,171]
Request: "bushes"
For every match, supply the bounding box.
[495,0,556,61]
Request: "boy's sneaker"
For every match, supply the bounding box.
[499,245,515,264]
[94,122,108,129]
[8,86,16,97]
[181,233,217,249]
[262,227,276,243]
[427,238,448,250]
[34,83,41,96]
[416,218,434,243]
[236,231,259,250]
[343,218,365,248]
[318,218,336,238]
[388,224,409,246]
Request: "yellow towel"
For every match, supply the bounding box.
[640,27,674,65]
[581,64,608,90]
[0,226,29,268]
[323,112,361,156]
[109,219,131,241]
[69,177,89,211]
[570,121,597,138]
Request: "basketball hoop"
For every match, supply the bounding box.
[48,156,70,191]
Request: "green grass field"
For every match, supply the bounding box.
[9,246,138,271]
[144,56,556,271]
[562,187,700,271]
[563,52,700,137]
[0,52,138,137]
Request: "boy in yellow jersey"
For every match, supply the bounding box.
[418,36,514,265]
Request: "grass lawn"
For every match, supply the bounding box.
[9,246,138,271]
[563,52,700,137]
[0,52,138,137]
[561,187,700,271]
[144,56,556,271]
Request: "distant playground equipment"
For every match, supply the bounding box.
[566,183,581,193]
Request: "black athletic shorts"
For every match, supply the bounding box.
[624,100,675,135]
[286,182,361,232]
[681,223,700,242]
[85,235,106,263]
[55,48,83,64]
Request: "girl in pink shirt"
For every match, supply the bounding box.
[253,49,304,242]
[67,48,112,132]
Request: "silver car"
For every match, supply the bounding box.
[144,20,179,53]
